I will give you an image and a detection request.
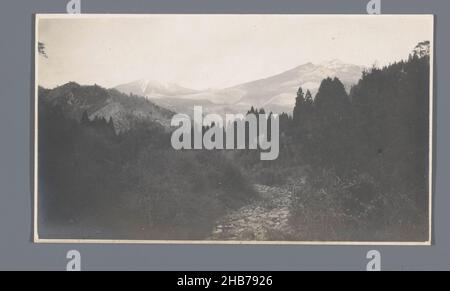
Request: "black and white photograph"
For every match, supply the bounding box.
[34,14,433,244]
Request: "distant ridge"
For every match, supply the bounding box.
[114,60,363,115]
[39,82,174,132]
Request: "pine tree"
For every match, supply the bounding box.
[81,110,90,125]
[314,77,349,123]
[293,87,305,123]
[305,90,313,107]
[107,117,115,135]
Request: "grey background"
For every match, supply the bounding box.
[0,0,447,271]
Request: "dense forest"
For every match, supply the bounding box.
[236,42,430,241]
[38,95,255,239]
[38,41,430,241]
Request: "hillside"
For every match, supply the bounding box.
[39,82,174,132]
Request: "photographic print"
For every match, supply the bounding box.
[34,14,433,244]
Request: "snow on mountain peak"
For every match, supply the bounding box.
[319,59,349,69]
[115,79,198,98]
[115,60,364,115]
[137,79,179,91]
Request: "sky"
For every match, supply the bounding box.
[37,15,433,90]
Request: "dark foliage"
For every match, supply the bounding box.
[236,43,430,241]
[38,90,254,240]
[287,48,430,241]
[38,42,430,242]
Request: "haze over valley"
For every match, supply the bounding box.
[114,59,364,116]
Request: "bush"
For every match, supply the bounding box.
[290,169,428,241]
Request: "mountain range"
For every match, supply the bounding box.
[115,60,364,115]
[38,60,364,133]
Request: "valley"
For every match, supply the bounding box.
[209,184,296,241]
[114,60,363,116]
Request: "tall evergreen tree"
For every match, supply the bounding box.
[314,77,349,124]
[81,110,90,125]
[293,87,305,123]
[304,90,313,107]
